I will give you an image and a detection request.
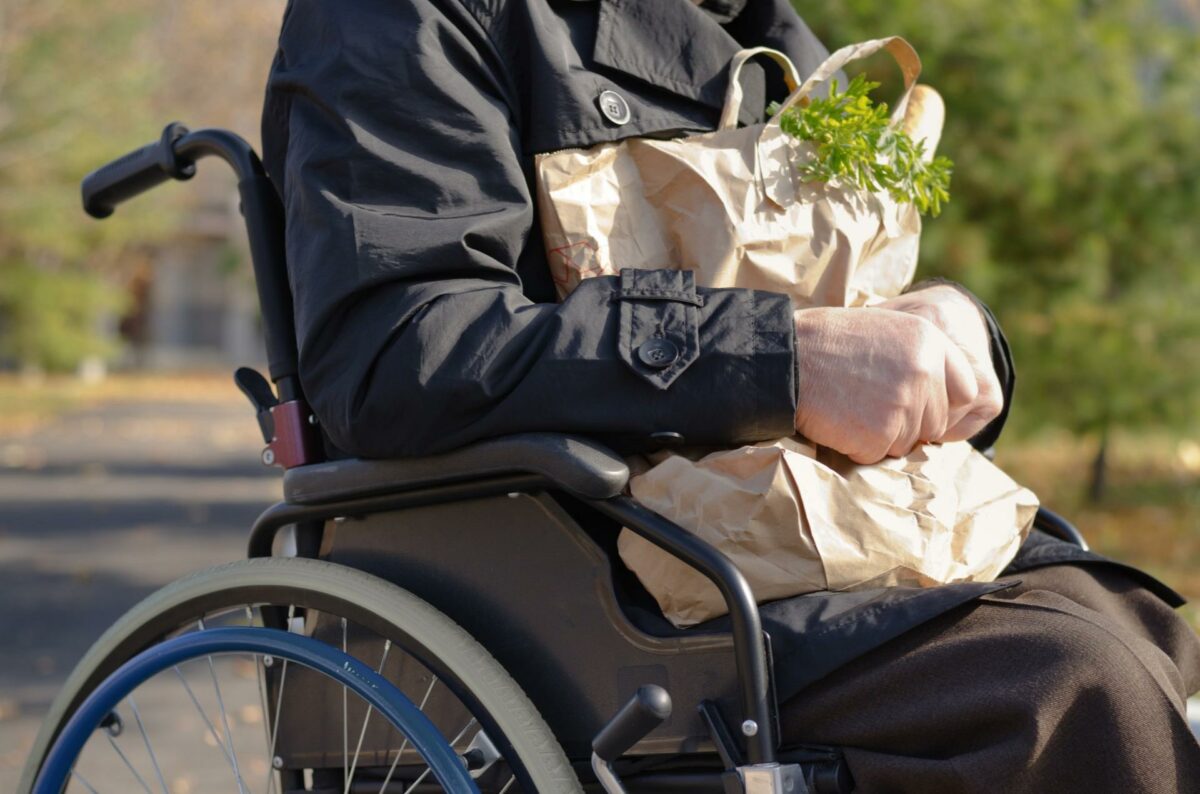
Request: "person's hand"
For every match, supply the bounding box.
[793,307,981,464]
[877,285,1004,443]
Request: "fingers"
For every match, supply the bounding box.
[943,363,1004,442]
[792,306,1004,463]
[942,409,992,444]
[848,448,888,465]
[886,426,922,460]
[884,329,978,458]
[941,340,978,430]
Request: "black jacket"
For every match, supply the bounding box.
[262,0,994,459]
[262,0,1176,697]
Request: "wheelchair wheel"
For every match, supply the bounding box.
[33,626,478,794]
[20,557,582,794]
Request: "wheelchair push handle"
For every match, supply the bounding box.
[81,122,304,399]
[82,123,196,218]
[592,685,672,763]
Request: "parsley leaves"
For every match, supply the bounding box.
[769,74,953,217]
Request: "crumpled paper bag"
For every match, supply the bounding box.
[536,38,1039,627]
[620,438,1038,627]
[535,40,930,312]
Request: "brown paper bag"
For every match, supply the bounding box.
[536,38,1038,627]
[621,439,1038,627]
[536,40,928,309]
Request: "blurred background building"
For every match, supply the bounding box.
[122,191,262,370]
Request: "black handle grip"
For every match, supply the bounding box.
[592,685,672,763]
[81,122,195,218]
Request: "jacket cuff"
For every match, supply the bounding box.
[672,283,798,444]
[596,274,797,451]
[906,278,1014,451]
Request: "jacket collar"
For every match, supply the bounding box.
[592,0,764,125]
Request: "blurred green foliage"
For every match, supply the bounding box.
[796,0,1200,447]
[0,0,282,372]
[0,258,127,369]
[0,0,170,371]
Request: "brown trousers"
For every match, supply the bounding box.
[780,564,1200,793]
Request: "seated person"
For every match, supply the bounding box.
[261,0,1200,789]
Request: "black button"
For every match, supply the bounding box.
[597,90,631,125]
[650,431,686,447]
[637,338,679,368]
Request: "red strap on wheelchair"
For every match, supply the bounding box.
[263,400,323,469]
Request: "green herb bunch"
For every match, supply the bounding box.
[769,74,953,217]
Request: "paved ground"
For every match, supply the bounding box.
[3,381,1198,789]
[0,386,280,788]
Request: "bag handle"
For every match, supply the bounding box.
[766,37,922,131]
[718,47,802,130]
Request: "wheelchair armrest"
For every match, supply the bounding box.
[282,433,630,505]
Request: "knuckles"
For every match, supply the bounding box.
[900,316,948,384]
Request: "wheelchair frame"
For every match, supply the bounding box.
[74,122,1087,794]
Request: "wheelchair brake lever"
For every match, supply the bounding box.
[592,685,672,794]
[234,367,324,469]
[234,367,278,444]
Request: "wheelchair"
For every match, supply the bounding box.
[20,123,1088,794]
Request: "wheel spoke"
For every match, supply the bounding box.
[198,619,248,794]
[342,617,349,794]
[448,718,478,748]
[248,607,275,758]
[398,718,476,794]
[106,730,154,794]
[263,605,295,794]
[343,639,392,794]
[497,774,516,794]
[69,769,101,794]
[172,666,238,772]
[377,677,438,794]
[401,766,432,794]
[127,695,169,794]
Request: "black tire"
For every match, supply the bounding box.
[19,557,582,793]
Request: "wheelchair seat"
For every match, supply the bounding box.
[283,432,630,504]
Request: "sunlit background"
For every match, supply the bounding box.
[1,0,1198,783]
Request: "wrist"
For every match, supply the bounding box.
[792,308,834,430]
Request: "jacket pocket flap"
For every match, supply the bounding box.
[616,268,701,389]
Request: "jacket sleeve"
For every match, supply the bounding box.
[261,0,797,458]
[905,278,1015,450]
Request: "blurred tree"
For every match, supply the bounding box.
[795,0,1200,498]
[0,0,284,372]
[0,257,127,369]
[0,0,165,371]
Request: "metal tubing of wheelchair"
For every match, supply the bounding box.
[171,129,301,390]
[82,124,304,395]
[171,128,262,183]
[1033,506,1089,551]
[247,473,552,558]
[583,495,777,766]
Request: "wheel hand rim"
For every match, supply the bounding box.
[33,627,479,794]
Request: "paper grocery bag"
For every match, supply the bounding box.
[621,439,1038,627]
[537,38,1039,628]
[536,39,931,310]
